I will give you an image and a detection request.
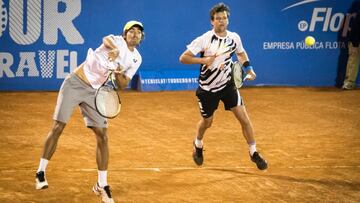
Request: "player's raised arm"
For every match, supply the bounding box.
[103,36,119,61]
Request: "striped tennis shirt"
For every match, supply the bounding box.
[187,30,245,92]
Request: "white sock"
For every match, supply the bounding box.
[98,170,108,188]
[37,158,49,173]
[249,143,257,156]
[195,138,203,148]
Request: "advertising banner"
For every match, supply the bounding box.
[0,0,356,91]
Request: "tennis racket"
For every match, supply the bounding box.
[94,70,121,119]
[232,61,251,88]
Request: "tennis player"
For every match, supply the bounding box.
[35,20,144,203]
[179,3,267,170]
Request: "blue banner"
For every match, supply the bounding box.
[0,0,356,91]
[138,68,199,91]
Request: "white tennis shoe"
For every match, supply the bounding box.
[35,171,48,190]
[93,182,115,203]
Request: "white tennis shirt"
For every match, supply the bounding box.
[187,30,244,92]
[83,35,142,89]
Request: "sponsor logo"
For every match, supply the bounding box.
[282,0,355,36]
[262,0,352,50]
[0,0,84,79]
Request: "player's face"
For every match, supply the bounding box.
[125,27,143,47]
[211,11,229,33]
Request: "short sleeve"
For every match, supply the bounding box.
[186,35,206,55]
[234,33,245,53]
[124,51,142,80]
[125,60,141,80]
[112,35,127,50]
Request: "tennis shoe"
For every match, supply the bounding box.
[93,182,115,203]
[35,171,48,190]
[193,141,204,166]
[250,152,268,170]
[342,85,354,90]
[342,82,355,90]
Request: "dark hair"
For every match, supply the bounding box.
[210,3,230,20]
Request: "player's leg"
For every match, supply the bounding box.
[80,94,110,175]
[80,98,114,202]
[223,87,267,170]
[41,121,66,160]
[193,89,219,166]
[35,74,80,190]
[90,127,115,203]
[35,121,66,190]
[343,43,360,90]
[193,116,213,166]
[232,106,267,170]
[195,116,213,142]
[91,127,109,177]
[230,105,255,145]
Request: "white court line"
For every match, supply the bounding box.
[2,165,359,173]
[75,165,360,172]
[76,166,246,172]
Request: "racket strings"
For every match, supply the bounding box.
[232,62,245,88]
[95,86,121,118]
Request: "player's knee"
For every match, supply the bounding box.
[203,118,213,128]
[95,133,108,145]
[92,128,108,143]
[51,121,66,136]
[97,135,108,145]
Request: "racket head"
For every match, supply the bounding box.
[95,85,121,119]
[232,61,245,88]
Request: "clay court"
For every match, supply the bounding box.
[0,87,360,202]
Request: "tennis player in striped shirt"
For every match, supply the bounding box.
[179,3,267,170]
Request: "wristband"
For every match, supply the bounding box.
[243,61,250,67]
[242,61,253,72]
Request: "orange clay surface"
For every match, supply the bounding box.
[0,87,359,202]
